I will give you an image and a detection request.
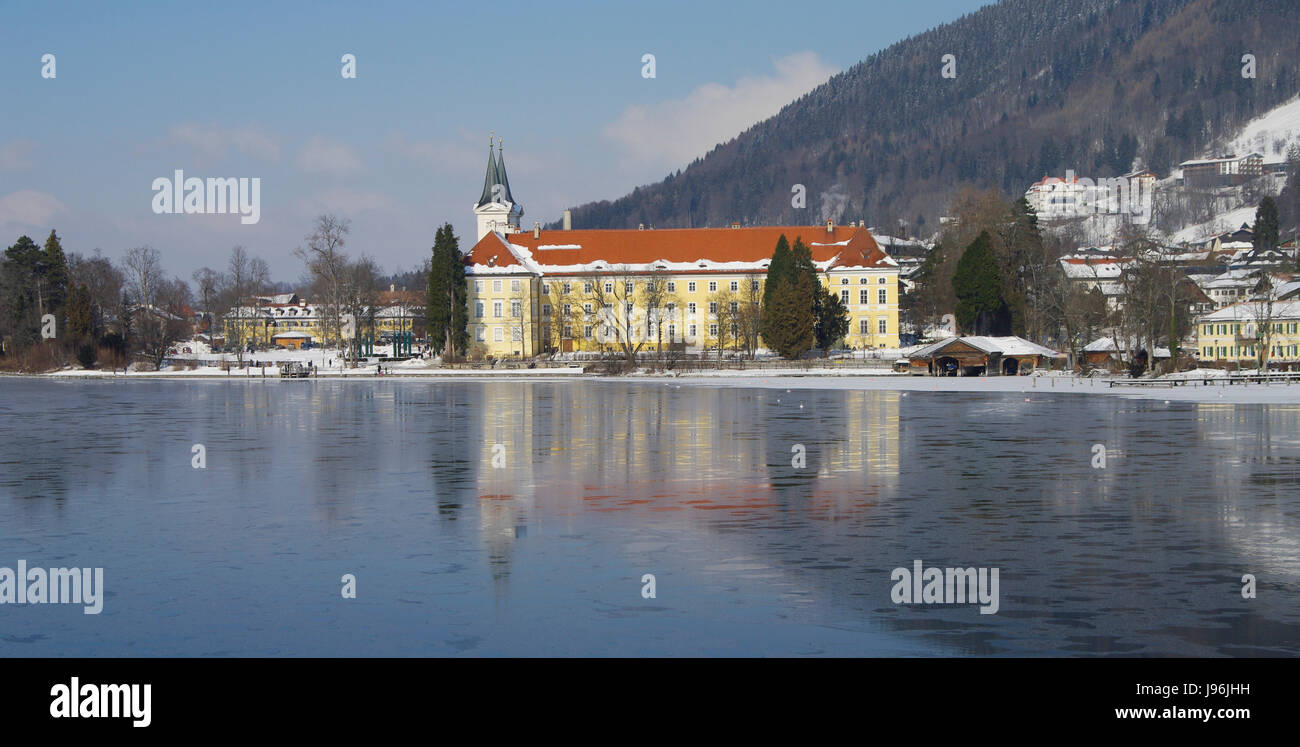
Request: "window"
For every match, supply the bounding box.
[841,277,849,285]
[840,290,849,304]
[729,323,738,337]
[583,282,593,293]
[860,319,870,334]
[493,279,502,292]
[541,283,550,295]
[562,304,572,316]
[541,304,551,318]
[562,324,573,338]
[494,327,504,342]
[668,324,676,339]
[605,282,614,293]
[709,324,718,337]
[511,279,521,292]
[688,302,697,315]
[626,282,634,294]
[878,288,887,304]
[751,280,760,291]
[667,281,675,292]
[860,277,869,285]
[860,290,869,305]
[709,281,717,292]
[583,303,593,315]
[666,303,675,314]
[493,301,503,318]
[476,327,486,341]
[475,301,484,318]
[689,324,697,338]
[878,318,887,334]
[584,326,593,339]
[475,280,484,292]
[688,282,697,293]
[729,302,738,313]
[562,282,572,294]
[626,302,634,315]
[730,281,738,292]
[709,302,718,315]
[511,300,522,318]
[878,277,886,284]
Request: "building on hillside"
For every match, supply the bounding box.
[1196,300,1300,369]
[1179,153,1263,189]
[462,140,900,358]
[904,336,1065,376]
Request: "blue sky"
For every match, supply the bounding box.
[1,0,989,283]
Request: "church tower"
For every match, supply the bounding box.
[473,134,523,241]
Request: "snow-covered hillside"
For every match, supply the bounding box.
[1214,96,1300,162]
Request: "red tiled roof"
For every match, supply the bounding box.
[464,225,891,272]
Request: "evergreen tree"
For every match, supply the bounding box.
[760,234,792,310]
[813,284,849,353]
[1254,196,1280,251]
[764,273,815,359]
[952,231,1011,335]
[0,235,43,348]
[41,229,69,319]
[426,223,469,359]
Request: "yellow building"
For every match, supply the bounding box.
[1197,300,1300,369]
[463,144,899,358]
[223,295,423,350]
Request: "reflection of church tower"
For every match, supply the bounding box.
[474,134,523,241]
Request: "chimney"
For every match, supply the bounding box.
[638,223,644,231]
[562,210,572,230]
[390,284,395,292]
[826,219,834,233]
[534,222,540,239]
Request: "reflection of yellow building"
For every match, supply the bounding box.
[471,383,900,523]
[464,142,900,359]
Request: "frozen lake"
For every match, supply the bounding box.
[2,378,1298,655]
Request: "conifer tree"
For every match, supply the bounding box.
[952,231,1010,335]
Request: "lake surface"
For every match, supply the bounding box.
[2,378,1298,656]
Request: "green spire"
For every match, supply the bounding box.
[476,136,500,207]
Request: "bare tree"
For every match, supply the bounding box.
[140,276,193,370]
[341,256,381,363]
[589,265,647,366]
[294,214,351,351]
[123,246,163,311]
[223,245,269,366]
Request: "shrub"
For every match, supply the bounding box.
[76,342,97,369]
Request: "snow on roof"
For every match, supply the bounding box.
[1200,300,1300,321]
[1060,259,1124,279]
[465,225,896,276]
[908,335,1064,359]
[1084,337,1170,357]
[271,331,313,339]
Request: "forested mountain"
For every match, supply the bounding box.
[555,0,1300,234]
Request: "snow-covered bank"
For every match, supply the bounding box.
[619,373,1300,404]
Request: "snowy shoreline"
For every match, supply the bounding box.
[9,366,1300,403]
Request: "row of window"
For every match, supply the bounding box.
[1203,345,1299,358]
[1202,322,1300,336]
[475,316,892,344]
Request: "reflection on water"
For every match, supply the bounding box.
[0,379,1297,656]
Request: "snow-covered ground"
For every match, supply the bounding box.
[1218,95,1300,162]
[621,372,1300,404]
[1168,205,1260,244]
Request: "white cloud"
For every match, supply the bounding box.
[602,52,838,169]
[0,189,67,233]
[297,135,363,176]
[0,140,36,172]
[167,123,281,162]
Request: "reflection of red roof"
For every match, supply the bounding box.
[464,225,893,272]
